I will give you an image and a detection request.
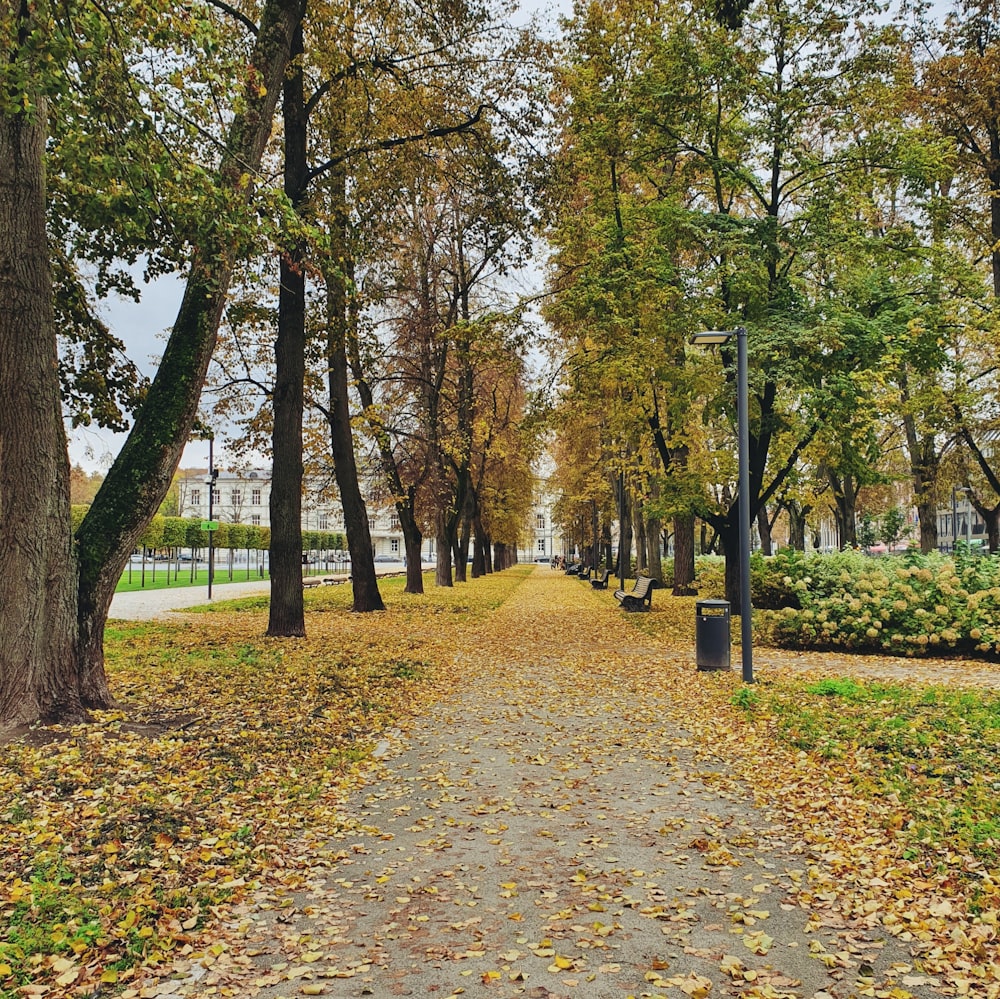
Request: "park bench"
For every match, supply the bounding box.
[591,569,612,590]
[302,576,322,589]
[614,575,656,611]
[578,566,592,582]
[564,563,581,575]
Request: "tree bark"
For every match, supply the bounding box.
[0,97,84,729]
[634,495,648,574]
[826,470,858,549]
[756,504,772,555]
[326,85,383,612]
[435,511,454,587]
[787,501,810,550]
[267,20,307,637]
[672,511,696,595]
[73,0,304,709]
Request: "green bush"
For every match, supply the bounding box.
[761,548,1000,657]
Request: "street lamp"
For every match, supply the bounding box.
[206,437,218,600]
[690,326,753,684]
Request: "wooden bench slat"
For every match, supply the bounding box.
[613,575,656,611]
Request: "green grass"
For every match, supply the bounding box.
[115,565,270,593]
[740,678,1000,862]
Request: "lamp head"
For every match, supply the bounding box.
[689,329,737,345]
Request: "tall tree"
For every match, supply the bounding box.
[0,0,303,730]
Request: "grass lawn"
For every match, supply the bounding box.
[115,564,270,592]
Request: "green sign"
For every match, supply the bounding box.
[201,520,220,531]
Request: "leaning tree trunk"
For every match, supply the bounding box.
[267,21,307,637]
[0,97,84,729]
[326,91,383,612]
[73,0,304,709]
[326,332,383,612]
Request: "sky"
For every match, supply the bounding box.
[66,0,569,476]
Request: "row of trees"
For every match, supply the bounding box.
[541,0,1000,608]
[0,0,543,729]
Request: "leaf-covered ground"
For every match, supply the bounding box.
[2,568,999,998]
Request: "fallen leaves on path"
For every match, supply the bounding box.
[2,568,999,998]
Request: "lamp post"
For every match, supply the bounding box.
[690,326,753,684]
[206,437,218,600]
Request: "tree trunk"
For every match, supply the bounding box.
[71,0,304,716]
[0,97,85,729]
[617,493,633,579]
[267,21,307,638]
[900,395,940,553]
[827,470,858,549]
[327,331,383,610]
[672,511,696,595]
[472,512,490,576]
[403,528,424,591]
[720,519,745,615]
[787,501,809,550]
[984,506,1000,554]
[326,88,383,613]
[645,513,663,583]
[435,512,453,587]
[756,504,773,556]
[634,496,648,574]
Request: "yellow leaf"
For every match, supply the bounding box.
[743,931,773,955]
[100,970,119,984]
[55,967,80,987]
[301,985,324,996]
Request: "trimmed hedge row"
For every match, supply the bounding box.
[70,507,345,555]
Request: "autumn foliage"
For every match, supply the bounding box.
[4,568,1000,997]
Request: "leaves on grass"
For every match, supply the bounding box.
[3,567,1000,997]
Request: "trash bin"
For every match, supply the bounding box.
[696,599,731,671]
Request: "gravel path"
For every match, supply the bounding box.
[109,578,273,619]
[150,570,952,999]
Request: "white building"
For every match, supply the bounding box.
[176,468,414,560]
[180,459,563,566]
[517,463,564,564]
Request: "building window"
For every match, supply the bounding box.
[369,518,376,531]
[391,538,399,553]
[390,514,400,530]
[536,513,545,530]
[191,489,201,506]
[537,538,546,553]
[231,488,242,505]
[319,515,329,531]
[212,488,221,505]
[252,488,261,505]
[250,514,261,526]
